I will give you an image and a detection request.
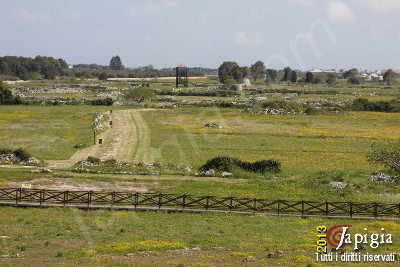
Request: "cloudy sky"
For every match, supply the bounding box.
[1,0,399,70]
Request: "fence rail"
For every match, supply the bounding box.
[0,188,399,219]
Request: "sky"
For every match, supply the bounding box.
[1,0,399,70]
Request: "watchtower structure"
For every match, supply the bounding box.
[176,64,189,87]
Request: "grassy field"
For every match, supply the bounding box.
[0,207,399,267]
[0,105,129,160]
[142,107,400,174]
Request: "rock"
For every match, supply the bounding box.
[190,247,201,251]
[204,122,220,128]
[222,172,233,177]
[205,169,215,177]
[185,167,193,173]
[41,168,53,173]
[368,172,393,183]
[242,256,256,262]
[30,169,40,173]
[329,182,347,190]
[0,236,10,239]
[125,253,135,257]
[26,157,40,165]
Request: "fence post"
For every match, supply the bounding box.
[206,196,210,210]
[253,198,257,213]
[40,190,44,206]
[325,201,328,216]
[134,192,138,209]
[16,188,21,204]
[64,191,68,207]
[88,191,92,208]
[182,194,186,210]
[158,193,162,209]
[349,202,353,218]
[301,201,304,217]
[277,200,280,216]
[374,203,378,218]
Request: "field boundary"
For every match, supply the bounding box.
[0,188,399,220]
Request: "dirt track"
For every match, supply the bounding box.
[47,109,153,169]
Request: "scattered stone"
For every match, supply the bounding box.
[204,122,221,128]
[30,169,40,173]
[242,256,256,262]
[205,169,216,177]
[221,171,233,177]
[41,168,53,174]
[329,182,347,190]
[266,250,284,258]
[368,172,393,183]
[26,157,40,165]
[0,236,10,239]
[125,253,135,257]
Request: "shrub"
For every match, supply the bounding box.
[200,156,281,174]
[124,87,155,102]
[368,141,400,173]
[351,98,395,112]
[13,148,31,161]
[0,148,13,155]
[91,98,113,106]
[86,156,101,164]
[261,100,306,113]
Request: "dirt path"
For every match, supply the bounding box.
[47,109,154,169]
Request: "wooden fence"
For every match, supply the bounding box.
[0,188,399,219]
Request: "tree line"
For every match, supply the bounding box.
[0,56,68,80]
[218,61,397,86]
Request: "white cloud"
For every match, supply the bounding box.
[327,1,356,24]
[356,0,400,14]
[129,0,178,17]
[15,8,51,24]
[288,0,314,8]
[233,32,262,46]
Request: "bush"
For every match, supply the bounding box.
[351,98,395,112]
[91,98,113,106]
[0,148,13,155]
[124,87,155,102]
[368,141,400,173]
[86,156,101,164]
[262,100,307,113]
[200,156,281,175]
[13,148,31,161]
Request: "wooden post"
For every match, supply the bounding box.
[325,201,329,216]
[349,202,353,218]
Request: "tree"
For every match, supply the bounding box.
[98,72,108,81]
[348,77,361,85]
[326,73,337,85]
[290,71,298,83]
[305,72,314,83]
[0,82,22,105]
[383,69,397,85]
[124,87,155,102]
[109,56,123,70]
[282,67,292,81]
[266,69,278,82]
[218,62,247,84]
[218,62,239,84]
[343,68,359,79]
[250,61,265,81]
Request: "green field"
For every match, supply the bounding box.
[0,207,399,267]
[143,107,400,174]
[0,105,128,160]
